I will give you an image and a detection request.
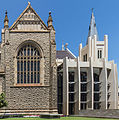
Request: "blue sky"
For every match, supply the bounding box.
[0,0,119,81]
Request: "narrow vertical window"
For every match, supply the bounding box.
[34,73,36,83]
[24,48,26,56]
[24,61,26,71]
[100,50,102,58]
[28,61,30,71]
[37,72,40,83]
[31,72,33,83]
[24,73,26,83]
[98,50,100,59]
[17,74,19,83]
[28,48,30,56]
[83,54,87,62]
[85,54,87,61]
[38,61,40,71]
[98,50,102,59]
[27,73,30,83]
[21,73,23,83]
[34,61,36,71]
[21,61,23,71]
[17,61,19,71]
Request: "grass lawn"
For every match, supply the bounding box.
[1,117,117,120]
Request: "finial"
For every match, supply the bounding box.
[91,8,94,18]
[65,43,68,50]
[49,11,51,15]
[5,10,7,15]
[47,11,53,29]
[62,41,64,51]
[4,10,9,28]
[28,1,31,5]
[91,8,94,13]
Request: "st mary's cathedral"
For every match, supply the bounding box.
[0,2,118,115]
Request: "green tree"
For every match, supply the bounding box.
[0,93,7,108]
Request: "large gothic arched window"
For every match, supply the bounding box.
[17,44,41,84]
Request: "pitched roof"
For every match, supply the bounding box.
[86,10,98,44]
[56,49,76,59]
[9,2,48,31]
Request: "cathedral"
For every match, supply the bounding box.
[0,3,118,115]
[0,3,57,114]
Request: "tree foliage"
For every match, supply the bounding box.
[0,93,7,108]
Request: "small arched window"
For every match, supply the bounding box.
[17,44,41,84]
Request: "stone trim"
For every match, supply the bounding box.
[9,4,48,30]
[9,30,50,33]
[12,84,50,87]
[0,109,58,114]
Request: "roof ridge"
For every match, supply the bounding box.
[66,48,76,58]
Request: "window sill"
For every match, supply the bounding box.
[12,83,50,87]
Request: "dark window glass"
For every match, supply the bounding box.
[100,50,102,58]
[94,84,100,91]
[31,48,33,56]
[81,103,87,110]
[18,51,20,56]
[69,72,75,82]
[24,49,26,56]
[24,73,26,83]
[20,50,23,56]
[94,93,100,101]
[27,73,30,83]
[94,103,100,109]
[34,49,36,55]
[83,54,87,61]
[81,72,87,82]
[34,61,36,71]
[21,73,23,83]
[69,93,75,101]
[37,51,40,56]
[81,93,87,101]
[31,61,33,71]
[98,50,100,58]
[94,73,99,82]
[21,61,23,71]
[34,73,36,83]
[81,84,87,91]
[69,83,75,92]
[69,103,75,115]
[31,72,33,83]
[17,74,19,83]
[57,71,63,114]
[38,61,40,71]
[28,61,30,71]
[24,61,26,71]
[98,50,102,59]
[17,61,19,71]
[28,48,30,56]
[37,73,40,83]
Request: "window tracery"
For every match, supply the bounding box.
[17,44,41,84]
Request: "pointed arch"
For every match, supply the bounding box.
[15,40,44,85]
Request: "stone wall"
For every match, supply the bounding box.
[0,29,57,113]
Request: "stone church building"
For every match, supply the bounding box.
[0,3,118,115]
[0,3,57,114]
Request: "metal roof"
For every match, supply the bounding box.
[56,49,76,59]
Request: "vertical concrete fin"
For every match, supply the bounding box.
[63,57,69,115]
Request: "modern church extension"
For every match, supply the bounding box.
[0,2,118,115]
